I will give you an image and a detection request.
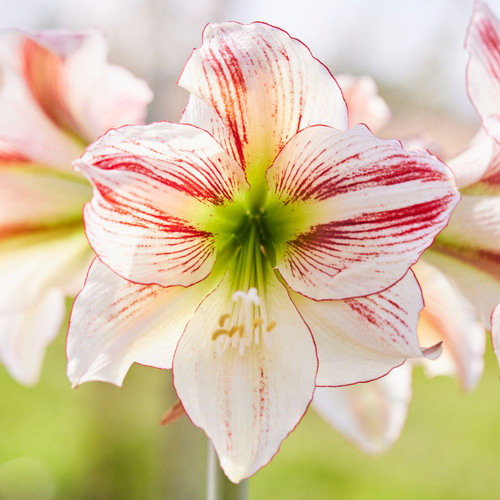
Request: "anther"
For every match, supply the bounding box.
[218,313,230,327]
[228,325,244,337]
[252,318,264,329]
[266,321,276,332]
[212,328,228,340]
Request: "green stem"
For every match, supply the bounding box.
[206,442,248,500]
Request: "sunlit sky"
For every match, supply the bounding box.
[1,0,500,124]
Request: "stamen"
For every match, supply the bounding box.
[210,288,277,355]
[218,313,230,327]
[212,328,228,340]
[266,321,276,332]
[228,325,244,337]
[253,318,264,329]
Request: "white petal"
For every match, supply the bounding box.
[0,287,65,386]
[268,125,459,300]
[437,194,500,273]
[77,122,247,287]
[466,2,500,141]
[290,271,437,386]
[179,22,347,176]
[0,29,152,169]
[0,228,90,312]
[335,74,391,132]
[423,249,500,333]
[173,269,317,483]
[447,129,500,189]
[313,363,412,455]
[67,259,214,387]
[415,259,485,391]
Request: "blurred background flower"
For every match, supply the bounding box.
[1,1,500,499]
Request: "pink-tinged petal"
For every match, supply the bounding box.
[0,164,91,237]
[0,29,152,170]
[313,363,412,455]
[269,125,459,300]
[77,122,248,287]
[466,2,500,141]
[492,305,500,367]
[0,287,65,386]
[179,22,347,177]
[54,32,152,140]
[415,259,485,391]
[289,271,437,386]
[0,31,85,169]
[423,249,500,333]
[67,259,213,387]
[0,228,90,312]
[173,270,317,483]
[437,194,500,270]
[447,129,500,189]
[335,74,391,132]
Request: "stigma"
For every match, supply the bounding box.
[211,288,276,355]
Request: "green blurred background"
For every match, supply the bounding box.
[1,308,500,499]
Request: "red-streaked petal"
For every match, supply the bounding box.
[422,249,500,335]
[77,122,248,287]
[415,259,485,391]
[313,363,412,455]
[466,1,500,140]
[0,287,65,386]
[173,270,317,483]
[67,259,213,387]
[179,22,347,175]
[335,74,391,132]
[0,31,84,169]
[0,164,90,237]
[0,29,152,169]
[290,271,437,386]
[269,125,459,300]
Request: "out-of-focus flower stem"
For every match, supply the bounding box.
[207,443,248,500]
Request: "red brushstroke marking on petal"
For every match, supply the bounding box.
[0,150,29,163]
[290,157,448,203]
[259,366,267,421]
[206,33,248,168]
[21,38,78,133]
[284,196,454,287]
[478,18,500,80]
[93,153,234,205]
[346,298,410,345]
[107,284,161,322]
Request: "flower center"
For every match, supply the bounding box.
[210,215,278,355]
[211,287,276,355]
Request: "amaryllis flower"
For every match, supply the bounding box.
[428,0,500,369]
[67,22,458,482]
[313,2,500,455]
[0,29,152,385]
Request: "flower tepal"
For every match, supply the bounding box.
[0,28,152,385]
[68,22,459,482]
